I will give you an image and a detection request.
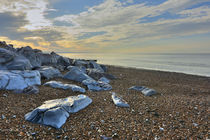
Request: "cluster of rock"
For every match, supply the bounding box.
[0,41,158,129]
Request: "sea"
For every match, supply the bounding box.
[58,53,210,77]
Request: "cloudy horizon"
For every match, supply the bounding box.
[0,0,210,53]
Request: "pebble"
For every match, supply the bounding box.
[112,133,119,138]
[159,127,164,131]
[100,135,112,140]
[56,135,61,139]
[31,132,36,136]
[64,136,69,139]
[12,115,16,118]
[101,120,105,123]
[3,94,7,97]
[1,114,6,119]
[193,123,198,127]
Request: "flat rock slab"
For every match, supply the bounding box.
[82,79,112,91]
[111,92,130,108]
[44,81,85,93]
[129,86,157,96]
[0,70,41,90]
[25,95,92,128]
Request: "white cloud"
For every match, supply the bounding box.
[0,0,53,30]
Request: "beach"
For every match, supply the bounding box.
[0,65,209,139]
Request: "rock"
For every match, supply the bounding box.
[87,69,116,80]
[67,66,86,74]
[129,86,157,96]
[89,61,104,73]
[0,70,41,90]
[0,41,16,52]
[82,79,112,91]
[38,66,62,79]
[111,92,129,108]
[64,67,93,82]
[1,114,6,119]
[14,86,39,94]
[40,53,58,66]
[0,48,32,70]
[44,81,85,93]
[100,135,112,140]
[100,64,107,72]
[98,77,110,84]
[25,95,92,128]
[73,60,89,67]
[17,46,42,68]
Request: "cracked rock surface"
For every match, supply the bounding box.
[0,70,41,90]
[25,94,92,128]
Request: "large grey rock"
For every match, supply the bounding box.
[64,67,93,82]
[111,92,129,108]
[0,48,32,70]
[89,61,104,73]
[99,77,110,84]
[87,68,116,80]
[17,46,42,68]
[82,79,112,91]
[44,81,85,93]
[128,86,157,96]
[25,95,92,128]
[0,70,41,90]
[67,66,86,74]
[73,60,89,67]
[38,66,62,79]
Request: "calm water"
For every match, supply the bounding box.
[59,53,210,77]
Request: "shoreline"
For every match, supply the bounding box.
[104,64,210,78]
[1,65,209,139]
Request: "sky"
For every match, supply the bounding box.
[0,0,210,53]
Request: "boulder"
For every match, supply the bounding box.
[82,79,112,91]
[0,41,16,52]
[111,92,129,108]
[44,81,85,93]
[73,60,89,67]
[128,86,157,96]
[64,67,93,82]
[67,66,87,74]
[25,95,92,128]
[89,61,104,73]
[38,66,62,79]
[0,48,32,70]
[17,46,42,68]
[0,70,41,90]
[87,69,116,80]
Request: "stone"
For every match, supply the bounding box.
[17,46,42,68]
[44,81,85,93]
[111,92,129,108]
[67,66,86,74]
[73,60,89,67]
[0,70,41,90]
[129,86,157,96]
[64,67,93,82]
[87,69,116,80]
[82,79,112,91]
[98,77,110,84]
[38,66,62,79]
[25,95,92,128]
[89,61,104,73]
[0,48,32,70]
[14,86,39,94]
[100,64,107,72]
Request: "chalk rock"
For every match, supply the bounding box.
[64,67,93,82]
[0,70,41,90]
[67,66,87,74]
[98,77,110,84]
[87,69,116,80]
[38,66,62,79]
[111,92,129,108]
[89,61,104,73]
[0,48,32,70]
[82,79,112,91]
[129,86,157,96]
[25,95,92,128]
[44,81,85,93]
[14,86,39,94]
